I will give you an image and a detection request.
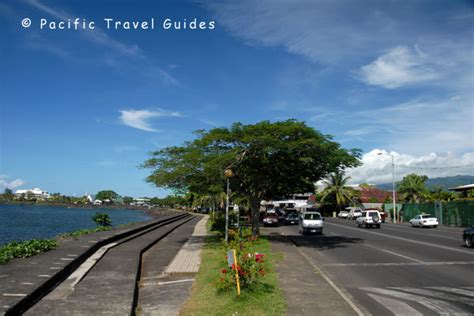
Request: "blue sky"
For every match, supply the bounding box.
[1,0,473,197]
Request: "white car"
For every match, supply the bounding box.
[347,208,363,220]
[299,211,324,235]
[337,211,349,219]
[356,210,382,228]
[409,214,438,228]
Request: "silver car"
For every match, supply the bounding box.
[299,212,324,235]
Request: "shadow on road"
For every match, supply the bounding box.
[265,232,364,251]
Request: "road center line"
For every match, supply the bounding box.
[362,244,424,263]
[323,261,474,267]
[381,226,460,241]
[326,222,474,255]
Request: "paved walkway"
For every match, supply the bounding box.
[165,216,208,274]
[138,215,208,316]
[268,233,358,316]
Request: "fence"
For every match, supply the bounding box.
[383,200,474,227]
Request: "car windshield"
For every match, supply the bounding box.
[304,213,321,220]
[368,212,378,216]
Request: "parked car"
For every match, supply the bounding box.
[299,211,324,235]
[337,211,349,219]
[284,212,299,225]
[463,226,474,248]
[347,207,363,220]
[409,214,438,228]
[356,210,382,228]
[262,213,279,227]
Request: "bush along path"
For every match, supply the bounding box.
[0,239,58,265]
[180,222,286,315]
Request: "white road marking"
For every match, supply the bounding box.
[60,258,74,261]
[53,262,62,265]
[80,245,90,248]
[158,278,195,285]
[362,287,466,314]
[362,244,424,263]
[323,261,474,267]
[50,267,60,270]
[367,293,422,316]
[2,293,27,297]
[20,282,34,285]
[141,278,196,287]
[326,222,474,255]
[390,287,474,307]
[426,287,474,298]
[38,275,51,278]
[88,240,98,243]
[0,275,8,278]
[381,226,460,240]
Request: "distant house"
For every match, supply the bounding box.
[15,188,50,200]
[357,187,389,203]
[93,199,102,205]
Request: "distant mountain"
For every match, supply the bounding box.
[376,175,474,191]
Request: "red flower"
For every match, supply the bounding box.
[255,253,265,263]
[231,263,236,270]
[221,268,227,274]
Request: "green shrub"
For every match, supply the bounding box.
[0,239,58,265]
[59,226,111,239]
[92,212,112,227]
[210,212,239,235]
[217,235,269,292]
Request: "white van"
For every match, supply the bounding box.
[299,211,323,235]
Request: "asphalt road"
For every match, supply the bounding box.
[263,218,474,316]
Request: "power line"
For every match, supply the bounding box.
[395,164,474,170]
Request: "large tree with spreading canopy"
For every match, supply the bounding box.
[142,120,361,237]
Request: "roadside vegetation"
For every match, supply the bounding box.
[0,239,58,264]
[1,212,114,264]
[180,218,286,316]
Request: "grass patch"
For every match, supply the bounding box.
[180,231,286,316]
[0,239,58,265]
[58,226,111,239]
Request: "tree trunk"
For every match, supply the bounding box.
[250,196,261,238]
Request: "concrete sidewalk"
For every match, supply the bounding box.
[138,216,209,316]
[269,234,359,316]
[165,216,208,274]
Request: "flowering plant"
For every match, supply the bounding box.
[217,238,269,292]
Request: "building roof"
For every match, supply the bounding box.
[358,187,389,203]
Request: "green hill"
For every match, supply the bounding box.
[376,175,474,191]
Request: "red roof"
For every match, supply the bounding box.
[359,187,389,203]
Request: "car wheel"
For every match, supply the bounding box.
[465,236,473,248]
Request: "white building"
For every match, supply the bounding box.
[15,188,50,199]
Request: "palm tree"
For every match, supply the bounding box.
[397,173,429,202]
[320,171,354,212]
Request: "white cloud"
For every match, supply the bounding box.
[359,46,438,88]
[346,149,474,185]
[119,109,181,132]
[0,175,26,190]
